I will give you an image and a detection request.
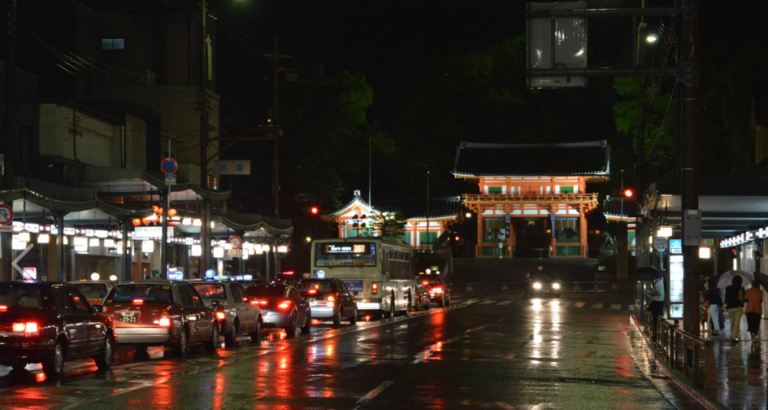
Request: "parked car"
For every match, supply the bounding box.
[99,280,218,357]
[189,280,262,347]
[412,282,431,311]
[246,284,311,337]
[67,280,115,306]
[0,281,116,378]
[296,279,358,328]
[418,274,451,307]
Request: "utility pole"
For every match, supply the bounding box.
[199,0,210,273]
[1,0,17,282]
[681,0,700,336]
[426,171,430,251]
[369,138,372,207]
[264,35,290,220]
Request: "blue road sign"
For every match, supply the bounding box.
[161,158,178,174]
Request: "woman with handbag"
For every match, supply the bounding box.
[725,276,745,342]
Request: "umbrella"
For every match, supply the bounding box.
[633,266,664,281]
[717,270,753,301]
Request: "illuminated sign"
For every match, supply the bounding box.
[325,244,367,254]
[669,239,682,255]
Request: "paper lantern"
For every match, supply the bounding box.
[168,208,178,217]
[132,219,142,227]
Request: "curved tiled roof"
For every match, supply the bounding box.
[453,141,610,177]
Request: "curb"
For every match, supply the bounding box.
[629,315,729,410]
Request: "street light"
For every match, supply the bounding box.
[465,212,472,218]
[646,33,658,43]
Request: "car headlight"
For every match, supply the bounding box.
[552,283,561,290]
[533,282,542,290]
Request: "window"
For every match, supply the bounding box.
[488,187,502,194]
[561,186,574,194]
[398,232,411,244]
[231,284,246,303]
[188,286,205,307]
[101,38,125,50]
[52,288,75,313]
[70,290,91,313]
[179,286,195,307]
[482,218,505,242]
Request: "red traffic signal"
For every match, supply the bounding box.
[622,189,634,198]
[310,206,319,215]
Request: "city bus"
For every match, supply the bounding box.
[310,237,415,318]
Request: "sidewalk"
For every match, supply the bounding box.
[706,315,768,409]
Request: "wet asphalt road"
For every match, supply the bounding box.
[0,292,701,410]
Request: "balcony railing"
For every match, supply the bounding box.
[464,193,598,204]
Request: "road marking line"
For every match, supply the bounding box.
[480,300,496,305]
[497,301,513,305]
[592,303,603,309]
[355,380,394,407]
[574,302,585,308]
[611,304,621,310]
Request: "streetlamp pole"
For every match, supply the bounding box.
[426,171,430,251]
[199,0,210,274]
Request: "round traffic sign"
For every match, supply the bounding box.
[0,204,13,226]
[229,236,243,250]
[161,158,178,175]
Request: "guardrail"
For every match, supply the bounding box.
[449,281,615,293]
[643,312,716,390]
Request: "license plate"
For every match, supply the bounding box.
[119,313,138,323]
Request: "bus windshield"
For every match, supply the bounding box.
[314,242,377,267]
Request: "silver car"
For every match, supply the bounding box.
[189,280,263,347]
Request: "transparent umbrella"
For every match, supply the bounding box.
[717,270,753,300]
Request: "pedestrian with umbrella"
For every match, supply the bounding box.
[744,278,763,342]
[645,269,665,338]
[725,275,746,342]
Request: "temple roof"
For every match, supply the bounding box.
[453,141,610,177]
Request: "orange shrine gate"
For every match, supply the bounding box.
[453,141,610,258]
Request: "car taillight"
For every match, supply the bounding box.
[372,283,378,295]
[277,300,292,310]
[308,289,317,295]
[327,295,335,302]
[0,305,7,313]
[159,317,171,327]
[250,299,268,306]
[432,287,443,294]
[327,301,335,308]
[215,311,226,320]
[133,299,144,305]
[13,322,38,334]
[422,280,429,286]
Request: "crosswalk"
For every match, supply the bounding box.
[460,298,635,312]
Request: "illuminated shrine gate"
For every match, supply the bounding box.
[453,141,610,258]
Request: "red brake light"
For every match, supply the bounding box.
[13,322,38,333]
[432,287,444,294]
[326,295,335,302]
[242,297,248,302]
[422,281,429,286]
[215,311,226,320]
[0,305,7,313]
[133,299,144,305]
[308,289,317,295]
[250,299,268,306]
[159,317,171,327]
[283,271,294,276]
[277,300,292,310]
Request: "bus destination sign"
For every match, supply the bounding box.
[326,244,367,254]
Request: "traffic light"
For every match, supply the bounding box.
[310,206,319,215]
[621,188,634,198]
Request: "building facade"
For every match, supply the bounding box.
[453,141,610,258]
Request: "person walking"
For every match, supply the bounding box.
[704,277,723,336]
[744,279,763,342]
[725,276,746,342]
[646,271,665,339]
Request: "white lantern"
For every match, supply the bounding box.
[142,240,154,253]
[109,275,118,281]
[18,231,31,242]
[213,247,224,258]
[104,238,116,248]
[191,245,202,257]
[90,272,100,281]
[12,235,27,250]
[89,238,100,247]
[657,226,673,238]
[182,217,193,226]
[699,247,711,259]
[74,236,88,247]
[193,219,202,227]
[37,233,50,244]
[210,221,216,229]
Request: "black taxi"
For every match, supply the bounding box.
[0,281,116,378]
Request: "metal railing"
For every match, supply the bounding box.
[464,193,598,204]
[643,312,717,390]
